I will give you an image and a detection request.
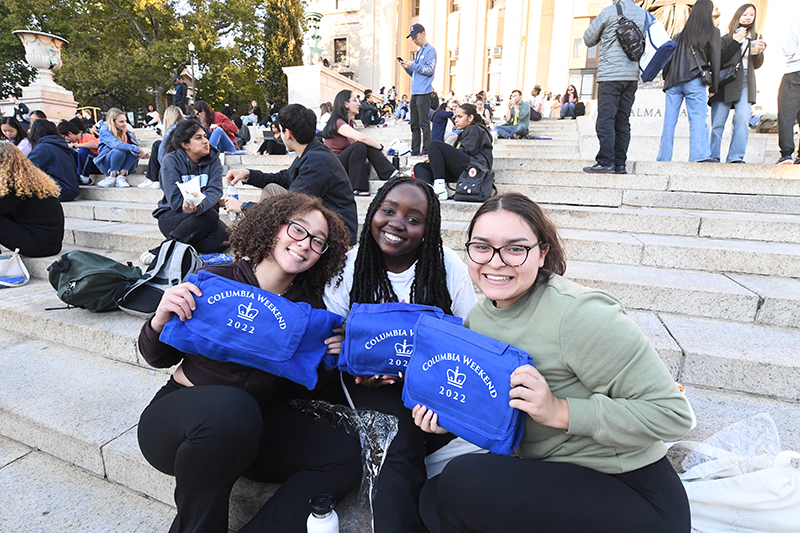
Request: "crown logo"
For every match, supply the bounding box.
[394,339,413,357]
[237,302,259,322]
[446,366,466,389]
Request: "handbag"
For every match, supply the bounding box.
[690,46,713,86]
[718,63,739,87]
[159,270,344,389]
[0,249,30,288]
[402,314,533,456]
[339,302,462,377]
[453,161,496,203]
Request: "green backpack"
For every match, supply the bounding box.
[47,251,143,312]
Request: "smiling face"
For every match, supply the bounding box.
[113,114,127,133]
[270,210,328,276]
[181,127,210,162]
[371,183,429,273]
[1,124,18,140]
[468,210,548,308]
[739,5,756,26]
[453,107,474,130]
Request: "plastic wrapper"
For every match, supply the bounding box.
[290,399,399,518]
[176,176,205,206]
[681,413,782,480]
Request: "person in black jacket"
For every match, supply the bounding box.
[657,0,721,163]
[26,119,80,202]
[137,192,361,533]
[709,3,767,163]
[0,143,64,257]
[413,102,493,186]
[173,77,188,114]
[224,104,359,244]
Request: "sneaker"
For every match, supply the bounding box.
[97,175,117,188]
[795,158,800,165]
[79,175,92,185]
[139,251,155,266]
[115,176,131,188]
[777,156,794,165]
[614,166,627,175]
[138,178,156,188]
[583,163,615,174]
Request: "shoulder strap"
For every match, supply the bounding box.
[615,2,623,17]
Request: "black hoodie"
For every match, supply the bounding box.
[27,135,80,202]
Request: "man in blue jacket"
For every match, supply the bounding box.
[400,24,436,156]
[223,104,358,244]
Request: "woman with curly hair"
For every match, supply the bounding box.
[137,191,361,533]
[323,176,478,533]
[0,142,64,257]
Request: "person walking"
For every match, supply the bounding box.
[657,0,721,162]
[709,3,767,164]
[777,12,800,164]
[400,24,436,156]
[583,0,647,174]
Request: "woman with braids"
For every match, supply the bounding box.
[324,176,477,533]
[0,142,64,257]
[137,192,362,533]
[412,193,693,533]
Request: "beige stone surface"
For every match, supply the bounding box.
[727,274,800,329]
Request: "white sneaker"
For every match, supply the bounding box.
[138,178,156,188]
[139,251,155,266]
[115,176,131,188]
[79,175,92,185]
[97,175,117,188]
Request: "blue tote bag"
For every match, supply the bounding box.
[160,270,343,389]
[402,314,533,456]
[340,302,462,377]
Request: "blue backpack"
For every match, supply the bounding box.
[159,270,344,389]
[340,302,462,376]
[402,314,533,455]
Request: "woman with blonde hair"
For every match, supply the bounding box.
[94,108,148,188]
[138,105,186,189]
[0,143,65,257]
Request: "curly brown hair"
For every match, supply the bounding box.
[0,143,60,199]
[228,192,350,297]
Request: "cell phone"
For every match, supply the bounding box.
[397,57,404,62]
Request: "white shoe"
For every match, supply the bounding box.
[139,251,155,266]
[79,175,92,185]
[138,178,156,188]
[115,176,131,188]
[97,175,116,188]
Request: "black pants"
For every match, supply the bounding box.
[413,141,471,185]
[778,71,800,158]
[422,454,690,533]
[594,81,637,168]
[257,139,287,155]
[156,208,229,254]
[147,140,162,182]
[337,141,396,192]
[138,378,362,533]
[410,93,433,155]
[0,213,64,257]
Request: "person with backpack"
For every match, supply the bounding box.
[137,192,362,533]
[144,119,228,265]
[582,0,647,174]
[657,0,722,162]
[26,119,81,202]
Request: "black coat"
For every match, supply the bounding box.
[710,35,764,105]
[663,30,722,94]
[456,123,494,169]
[27,136,80,202]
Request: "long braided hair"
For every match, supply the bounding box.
[349,176,453,314]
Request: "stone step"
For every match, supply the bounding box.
[622,189,800,216]
[0,329,370,532]
[64,218,164,254]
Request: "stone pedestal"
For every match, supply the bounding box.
[12,30,77,121]
[282,65,366,116]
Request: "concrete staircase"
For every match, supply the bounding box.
[2,121,799,531]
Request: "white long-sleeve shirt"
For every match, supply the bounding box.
[784,13,800,73]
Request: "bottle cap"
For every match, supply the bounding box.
[309,493,335,515]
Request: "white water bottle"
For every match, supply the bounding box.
[226,183,239,222]
[307,494,339,533]
[433,179,447,201]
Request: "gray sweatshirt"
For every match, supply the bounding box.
[583,0,648,82]
[153,147,223,218]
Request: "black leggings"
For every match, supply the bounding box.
[412,140,471,185]
[421,453,691,533]
[337,140,396,192]
[257,139,287,155]
[156,208,229,254]
[138,378,362,533]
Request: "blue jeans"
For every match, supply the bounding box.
[710,75,750,162]
[209,128,236,153]
[104,148,139,174]
[496,124,528,139]
[658,77,710,162]
[561,102,576,117]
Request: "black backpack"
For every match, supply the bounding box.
[116,240,203,319]
[47,251,142,312]
[615,3,645,62]
[452,162,496,203]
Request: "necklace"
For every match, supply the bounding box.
[252,262,293,296]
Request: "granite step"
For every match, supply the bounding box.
[0,330,370,532]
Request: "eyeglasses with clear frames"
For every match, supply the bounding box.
[284,220,329,254]
[465,241,548,267]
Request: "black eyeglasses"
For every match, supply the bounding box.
[284,220,328,254]
[465,241,548,267]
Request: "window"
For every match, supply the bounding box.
[450,0,460,13]
[573,38,583,59]
[335,0,357,9]
[334,38,347,63]
[448,59,457,93]
[413,0,420,17]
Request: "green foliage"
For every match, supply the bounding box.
[0,0,306,114]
